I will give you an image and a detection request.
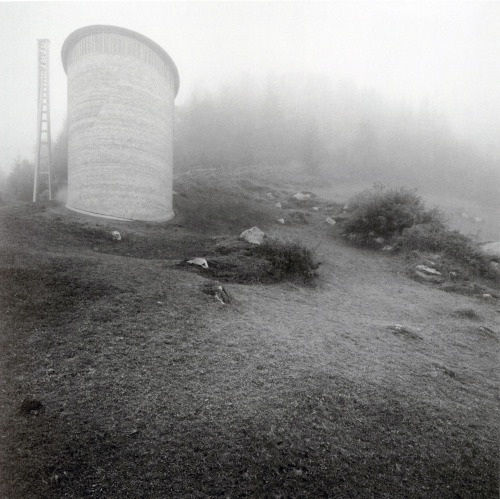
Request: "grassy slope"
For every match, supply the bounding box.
[0,177,498,498]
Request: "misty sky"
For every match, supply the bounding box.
[0,1,499,174]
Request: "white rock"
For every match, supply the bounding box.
[374,237,385,245]
[482,294,492,299]
[275,202,282,209]
[292,192,311,201]
[239,227,265,245]
[416,265,441,275]
[111,231,121,241]
[481,242,500,258]
[277,218,285,224]
[312,206,320,211]
[325,218,336,226]
[382,246,394,252]
[187,257,209,269]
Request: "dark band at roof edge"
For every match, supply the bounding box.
[61,25,179,96]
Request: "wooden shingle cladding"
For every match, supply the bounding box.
[62,25,178,221]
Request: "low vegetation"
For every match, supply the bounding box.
[342,184,444,239]
[252,238,320,282]
[174,176,273,234]
[395,223,497,279]
[342,184,498,280]
[0,174,498,497]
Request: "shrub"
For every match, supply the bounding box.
[252,238,320,282]
[342,184,444,239]
[395,223,497,278]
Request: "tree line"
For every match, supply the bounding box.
[2,72,497,207]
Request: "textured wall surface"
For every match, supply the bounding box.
[63,28,178,221]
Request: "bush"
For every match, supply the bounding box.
[395,223,497,278]
[342,184,444,239]
[252,238,320,282]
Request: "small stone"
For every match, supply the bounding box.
[325,218,336,226]
[312,206,319,211]
[416,265,441,275]
[275,202,282,209]
[415,270,443,283]
[482,294,492,299]
[374,237,385,245]
[389,324,422,340]
[111,230,121,241]
[382,246,393,252]
[277,218,285,224]
[266,192,275,200]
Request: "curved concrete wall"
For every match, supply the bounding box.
[61,26,179,221]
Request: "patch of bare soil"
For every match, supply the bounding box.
[0,184,498,498]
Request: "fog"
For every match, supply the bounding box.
[1,1,499,211]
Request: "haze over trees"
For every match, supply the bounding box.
[175,73,498,208]
[2,72,497,211]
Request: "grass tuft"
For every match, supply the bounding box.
[251,238,320,283]
[452,308,481,321]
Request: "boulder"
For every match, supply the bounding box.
[239,227,265,245]
[481,242,500,259]
[292,192,311,201]
[187,258,209,269]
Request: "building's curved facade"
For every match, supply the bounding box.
[61,25,179,221]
